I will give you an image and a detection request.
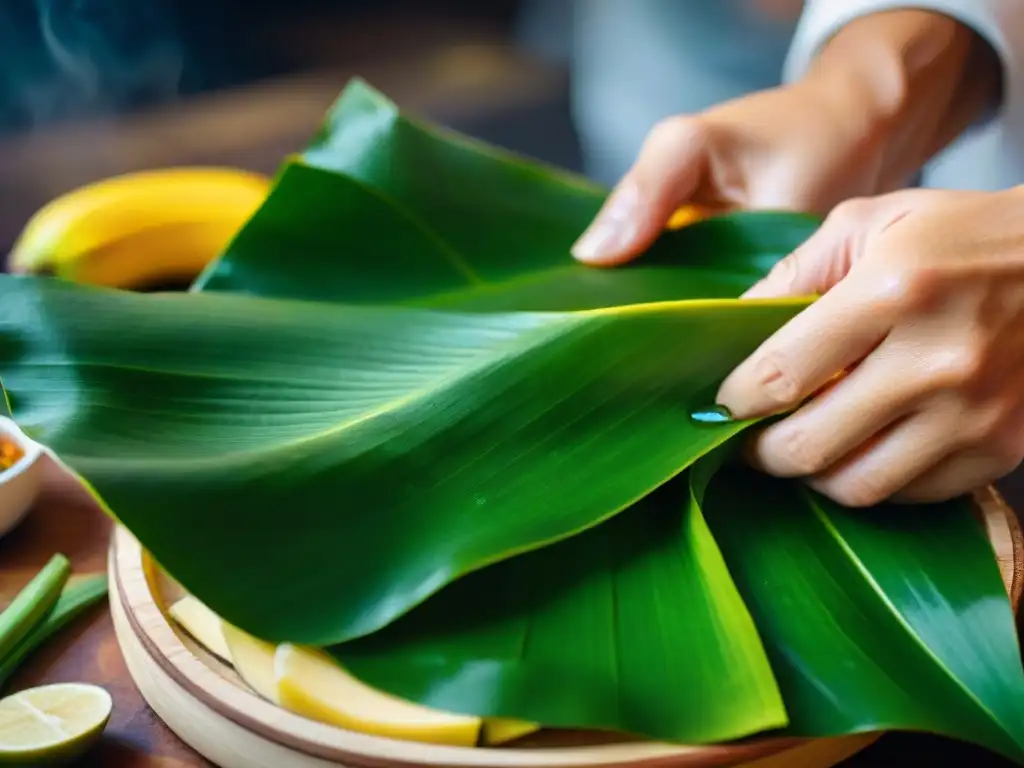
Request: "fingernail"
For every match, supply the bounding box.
[571,182,641,263]
[714,366,760,422]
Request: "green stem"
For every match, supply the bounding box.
[0,554,70,665]
[0,574,108,692]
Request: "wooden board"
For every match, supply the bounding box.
[108,485,1023,768]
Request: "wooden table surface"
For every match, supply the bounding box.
[3,458,1022,768]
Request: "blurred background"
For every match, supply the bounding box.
[0,0,579,254]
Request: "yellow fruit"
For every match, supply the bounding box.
[168,595,231,663]
[480,717,541,745]
[220,623,281,705]
[0,682,112,765]
[8,167,270,290]
[666,205,707,230]
[169,595,540,746]
[275,643,481,747]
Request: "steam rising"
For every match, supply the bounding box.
[3,0,183,129]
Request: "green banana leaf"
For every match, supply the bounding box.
[333,446,786,743]
[0,259,799,744]
[1,77,1023,759]
[195,78,819,311]
[702,463,1024,759]
[0,273,802,642]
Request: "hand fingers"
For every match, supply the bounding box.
[892,400,1024,503]
[571,117,709,266]
[715,192,939,420]
[741,196,906,300]
[746,339,924,478]
[807,410,959,508]
[716,265,896,419]
[740,230,851,300]
[890,449,1024,504]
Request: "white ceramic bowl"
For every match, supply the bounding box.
[0,416,43,538]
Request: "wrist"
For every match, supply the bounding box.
[799,9,1001,192]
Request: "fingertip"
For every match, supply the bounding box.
[714,360,783,424]
[570,224,642,266]
[574,116,708,266]
[739,280,773,299]
[570,248,642,268]
[571,180,649,265]
[713,382,755,424]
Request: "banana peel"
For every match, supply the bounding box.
[170,595,540,747]
[8,167,270,290]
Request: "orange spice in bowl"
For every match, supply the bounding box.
[0,417,43,538]
[0,437,23,474]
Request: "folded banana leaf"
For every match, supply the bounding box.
[195,78,816,310]
[1,78,1023,759]
[334,447,786,742]
[702,461,1024,759]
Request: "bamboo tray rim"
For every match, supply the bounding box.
[109,484,1022,768]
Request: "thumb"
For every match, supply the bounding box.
[572,117,708,266]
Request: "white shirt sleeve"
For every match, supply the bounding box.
[782,0,1024,191]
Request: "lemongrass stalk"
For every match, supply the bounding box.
[0,575,108,690]
[0,554,70,664]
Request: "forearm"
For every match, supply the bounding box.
[798,9,1002,193]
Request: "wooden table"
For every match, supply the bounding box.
[3,458,1022,768]
[2,459,206,767]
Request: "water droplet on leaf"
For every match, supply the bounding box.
[689,405,734,425]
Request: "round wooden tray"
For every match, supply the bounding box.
[109,486,1023,768]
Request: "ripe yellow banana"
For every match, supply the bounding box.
[8,167,271,290]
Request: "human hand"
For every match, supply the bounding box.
[570,8,999,268]
[715,187,1024,506]
[570,81,896,266]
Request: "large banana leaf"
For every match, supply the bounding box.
[0,251,800,744]
[0,273,802,642]
[2,78,1023,758]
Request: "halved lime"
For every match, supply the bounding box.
[0,682,112,764]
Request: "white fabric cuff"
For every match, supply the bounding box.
[782,0,1024,132]
[782,0,1024,191]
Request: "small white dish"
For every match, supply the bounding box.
[0,416,43,538]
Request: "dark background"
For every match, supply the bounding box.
[0,2,1020,765]
[0,0,579,254]
[0,0,528,132]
